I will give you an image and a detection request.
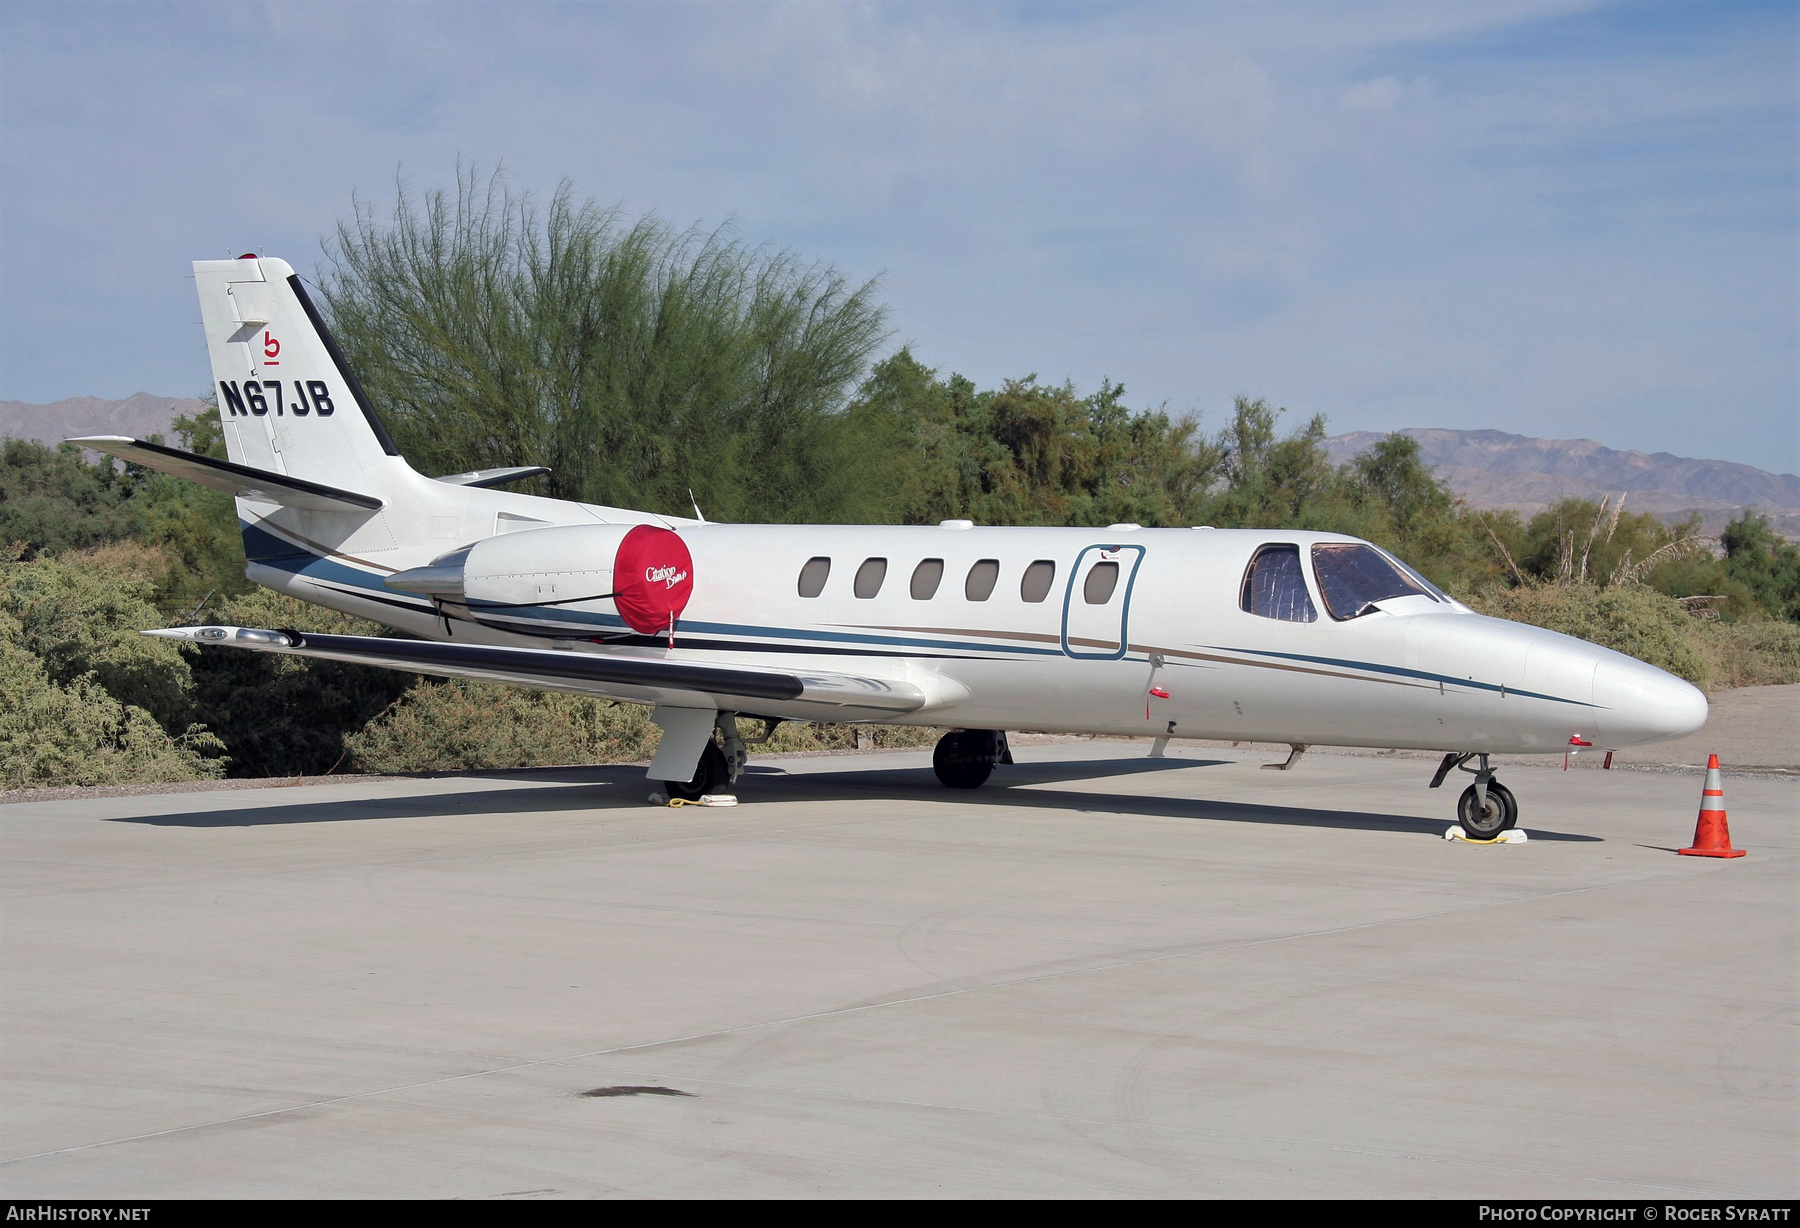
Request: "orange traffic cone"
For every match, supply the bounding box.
[1679,755,1745,858]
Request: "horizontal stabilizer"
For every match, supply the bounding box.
[433,465,550,489]
[66,437,384,512]
[146,626,932,716]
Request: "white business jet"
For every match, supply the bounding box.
[71,257,1708,838]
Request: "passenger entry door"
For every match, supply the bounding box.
[1061,544,1145,659]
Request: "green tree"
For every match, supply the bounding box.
[0,404,248,619]
[0,439,143,557]
[135,401,248,616]
[1721,512,1800,621]
[1348,434,1453,535]
[1208,398,1355,532]
[1518,498,1682,587]
[844,350,1221,527]
[321,168,891,524]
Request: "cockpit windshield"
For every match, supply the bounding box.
[1382,550,1450,604]
[1311,544,1436,620]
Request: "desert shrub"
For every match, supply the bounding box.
[346,686,942,774]
[1466,583,1710,687]
[346,680,661,772]
[1470,581,1800,690]
[0,612,224,789]
[186,589,413,777]
[1698,621,1800,689]
[756,720,939,753]
[0,542,195,730]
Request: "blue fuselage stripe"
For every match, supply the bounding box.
[1210,645,1597,707]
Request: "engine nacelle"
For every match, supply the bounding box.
[387,521,694,635]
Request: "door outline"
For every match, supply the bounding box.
[1061,544,1147,659]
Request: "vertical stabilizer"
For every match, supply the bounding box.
[193,256,402,480]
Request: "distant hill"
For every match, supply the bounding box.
[1324,428,1800,538]
[0,393,206,448]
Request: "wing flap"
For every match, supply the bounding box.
[68,437,384,512]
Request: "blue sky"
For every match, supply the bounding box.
[1,0,1793,472]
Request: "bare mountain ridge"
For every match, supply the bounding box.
[1323,428,1800,536]
[1,393,205,448]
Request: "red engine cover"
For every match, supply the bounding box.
[612,525,694,635]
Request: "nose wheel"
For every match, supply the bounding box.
[1456,779,1517,839]
[1431,751,1519,839]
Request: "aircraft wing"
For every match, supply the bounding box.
[68,437,384,512]
[145,626,931,718]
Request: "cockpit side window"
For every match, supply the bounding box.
[1311,543,1433,620]
[1240,545,1317,622]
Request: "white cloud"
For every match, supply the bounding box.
[1345,75,1405,112]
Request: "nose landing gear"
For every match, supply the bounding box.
[1431,752,1519,840]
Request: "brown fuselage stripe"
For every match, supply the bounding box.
[252,518,402,573]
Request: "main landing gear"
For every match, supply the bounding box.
[658,713,756,802]
[664,742,730,802]
[932,729,1012,789]
[1431,752,1518,839]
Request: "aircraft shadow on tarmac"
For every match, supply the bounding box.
[113,756,1600,840]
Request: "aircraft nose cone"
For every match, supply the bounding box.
[1593,655,1708,747]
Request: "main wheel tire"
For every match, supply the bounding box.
[1457,779,1518,839]
[933,731,995,789]
[665,742,729,802]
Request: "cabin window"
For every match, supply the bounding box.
[911,558,944,600]
[1240,544,1317,622]
[797,556,831,598]
[1083,561,1120,604]
[1311,543,1432,620]
[854,557,888,599]
[965,559,1000,601]
[1020,560,1056,603]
